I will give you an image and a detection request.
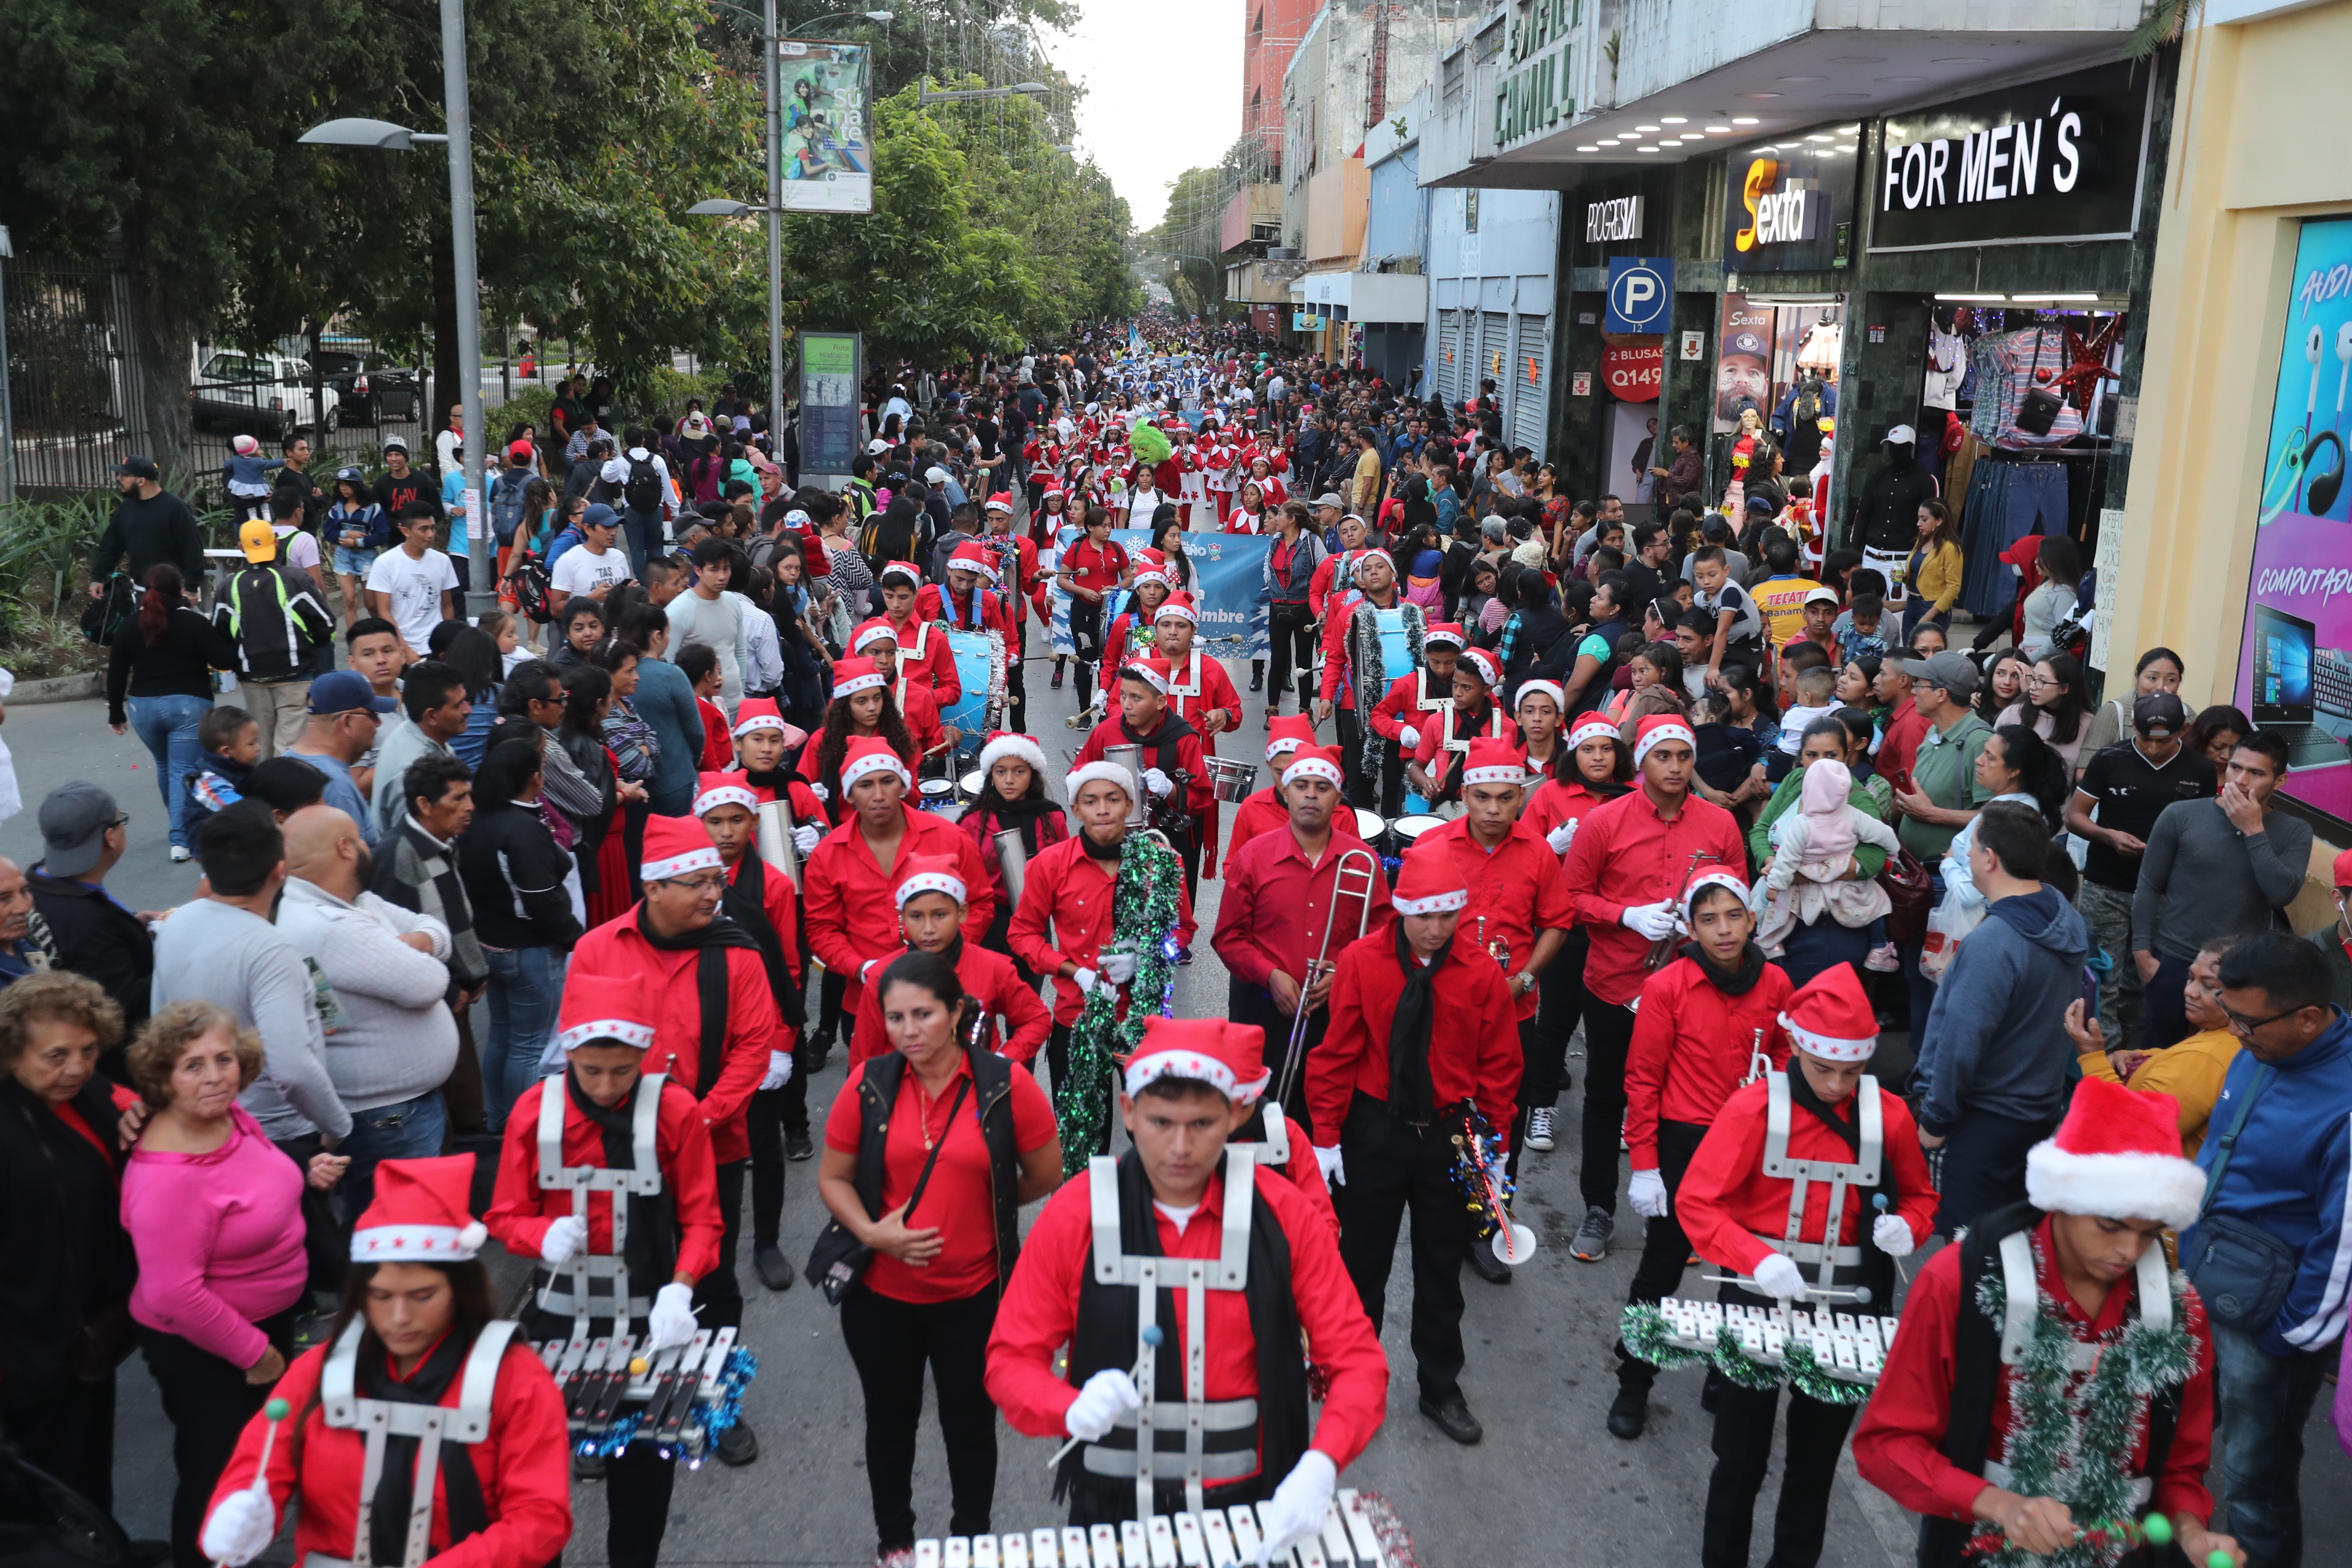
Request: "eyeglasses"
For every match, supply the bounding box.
[2221,1002,2304,1037]
[2025,674,2062,690]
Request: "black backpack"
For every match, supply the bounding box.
[489,471,532,544]
[509,552,556,623]
[623,453,663,512]
[1792,377,1824,424]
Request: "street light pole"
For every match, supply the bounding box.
[439,0,490,616]
[765,0,785,445]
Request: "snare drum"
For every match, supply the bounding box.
[918,777,957,815]
[1205,755,1257,802]
[1351,807,1386,848]
[958,769,985,804]
[1391,813,1445,851]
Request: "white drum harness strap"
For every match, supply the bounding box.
[536,1072,667,1338]
[1757,1070,1882,1295]
[317,1317,517,1568]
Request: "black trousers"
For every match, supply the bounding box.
[811,966,848,1051]
[1703,1380,1858,1568]
[143,1310,296,1568]
[0,1369,115,1515]
[1046,1023,1115,1157]
[1005,620,1030,733]
[604,1443,677,1568]
[1376,740,1408,816]
[1614,1118,1710,1392]
[695,1159,746,1331]
[1265,604,1316,714]
[1528,928,1589,1108]
[1933,1109,2060,1237]
[839,1283,1001,1552]
[1335,1093,1470,1402]
[1229,977,1327,1140]
[781,931,825,1139]
[1069,599,1105,709]
[1578,999,1639,1212]
[272,1132,349,1297]
[746,1086,787,1246]
[1336,708,1369,808]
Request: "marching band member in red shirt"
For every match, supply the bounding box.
[1151,591,1243,876]
[955,729,1069,971]
[848,620,948,761]
[1211,745,1393,1132]
[1366,621,1463,815]
[847,855,1052,1066]
[198,1158,571,1568]
[1072,655,1215,899]
[984,1016,1387,1542]
[1314,544,1416,809]
[1225,714,1316,863]
[1559,712,1748,1263]
[976,493,1042,730]
[486,976,725,1563]
[1606,869,1794,1440]
[875,560,962,706]
[1306,511,1370,619]
[1099,564,1174,683]
[1053,506,1130,717]
[723,696,827,826]
[1513,676,1568,784]
[915,539,1014,640]
[1307,851,1520,1448]
[1007,759,1198,1155]
[1406,645,1516,805]
[811,656,923,822]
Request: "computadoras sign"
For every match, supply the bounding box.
[1870,61,2152,252]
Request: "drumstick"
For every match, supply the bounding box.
[250,1397,291,1484]
[1044,1324,1164,1469]
[1872,1194,1912,1286]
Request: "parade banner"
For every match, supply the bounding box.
[1043,529,1270,660]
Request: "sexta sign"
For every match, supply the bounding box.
[1870,61,2152,251]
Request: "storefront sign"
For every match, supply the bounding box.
[1586,195,1644,243]
[1722,128,1859,274]
[1293,312,1326,331]
[1495,0,1575,150]
[1870,61,2151,252]
[1602,340,1663,402]
[1605,256,1673,333]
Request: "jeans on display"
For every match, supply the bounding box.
[1957,459,2071,619]
[126,692,211,849]
[336,1089,448,1223]
[2209,1322,2333,1568]
[481,945,563,1132]
[1899,870,1947,1084]
[2138,948,2196,1052]
[619,505,662,579]
[1932,1107,2060,1236]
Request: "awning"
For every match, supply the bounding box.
[1286,270,1427,325]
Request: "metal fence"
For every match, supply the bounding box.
[2,251,152,496]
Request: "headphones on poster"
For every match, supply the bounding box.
[2302,323,2349,518]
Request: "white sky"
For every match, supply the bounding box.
[1048,0,1243,230]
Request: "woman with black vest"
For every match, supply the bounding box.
[815,950,1063,1562]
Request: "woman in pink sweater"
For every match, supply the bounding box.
[123,1001,346,1568]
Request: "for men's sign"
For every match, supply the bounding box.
[1586,195,1643,243]
[1870,61,2151,252]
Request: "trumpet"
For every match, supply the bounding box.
[1272,848,1380,1111]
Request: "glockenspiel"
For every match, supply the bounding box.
[913,1489,1415,1568]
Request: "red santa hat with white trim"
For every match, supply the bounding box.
[877,560,922,588]
[894,854,968,909]
[1633,712,1697,765]
[983,491,1016,514]
[1681,867,1752,923]
[977,729,1048,778]
[731,695,796,739]
[850,619,900,655]
[831,655,888,699]
[1516,678,1566,714]
[641,813,725,883]
[1776,965,1878,1062]
[1265,713,1317,762]
[1066,756,1136,799]
[1121,656,1173,695]
[1154,591,1199,625]
[1455,646,1501,690]
[350,1155,488,1263]
[1280,744,1345,790]
[1119,1015,1271,1102]
[839,735,913,793]
[1567,716,1622,750]
[2025,1075,2205,1229]
[554,971,659,1055]
[1423,622,1467,649]
[1459,737,1526,788]
[692,769,762,817]
[945,541,998,582]
[1392,849,1470,916]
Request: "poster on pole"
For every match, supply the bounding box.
[776,40,873,213]
[799,331,863,487]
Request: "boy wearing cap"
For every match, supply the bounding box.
[844,621,947,760]
[1405,646,1515,805]
[1307,851,1519,1446]
[1071,658,1214,894]
[845,855,1051,1067]
[1314,546,1422,807]
[1148,593,1243,873]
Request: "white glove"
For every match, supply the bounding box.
[1618,901,1678,940]
[808,781,829,802]
[199,1486,277,1567]
[860,958,880,984]
[1873,1213,1917,1258]
[792,823,822,856]
[1099,949,1140,985]
[538,1213,589,1265]
[760,1049,794,1090]
[1255,1449,1338,1566]
[1142,766,1174,798]
[1628,1169,1669,1219]
[1751,1252,1809,1301]
[648,1281,699,1350]
[1313,1145,1345,1188]
[1072,967,1099,995]
[1398,724,1421,750]
[1063,1367,1143,1441]
[1546,821,1578,854]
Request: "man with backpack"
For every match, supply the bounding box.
[487,439,538,589]
[600,426,676,579]
[215,519,336,756]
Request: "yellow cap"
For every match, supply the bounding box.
[239,519,277,563]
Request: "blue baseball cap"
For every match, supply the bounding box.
[308,669,398,716]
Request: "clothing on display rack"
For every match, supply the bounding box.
[1923,329,1967,411]
[1968,328,2104,450]
[1957,456,2073,619]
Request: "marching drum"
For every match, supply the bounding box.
[1350,807,1386,849]
[959,769,986,805]
[918,777,959,816]
[1205,755,1258,802]
[914,1490,1414,1568]
[1390,813,1444,851]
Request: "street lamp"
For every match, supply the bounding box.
[299,0,490,616]
[783,9,894,31]
[916,82,1051,104]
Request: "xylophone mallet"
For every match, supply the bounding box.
[1045,1324,1165,1469]
[1871,1194,1911,1286]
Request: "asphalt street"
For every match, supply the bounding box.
[5,646,2345,1567]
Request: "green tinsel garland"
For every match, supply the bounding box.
[1962,1242,2197,1568]
[1054,832,1186,1176]
[1619,1303,1874,1406]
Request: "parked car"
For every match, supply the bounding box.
[311,345,422,424]
[189,348,338,441]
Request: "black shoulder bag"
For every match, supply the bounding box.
[805,1072,969,1305]
[2178,1064,2300,1332]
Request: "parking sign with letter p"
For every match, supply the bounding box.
[1605,256,1675,334]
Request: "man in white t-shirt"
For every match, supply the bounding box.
[547,508,630,618]
[363,502,459,661]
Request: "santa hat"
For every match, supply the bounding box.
[851,619,900,655]
[983,491,1016,514]
[1356,547,1395,574]
[1633,714,1697,765]
[1066,757,1136,799]
[977,729,1048,778]
[1121,658,1173,695]
[1280,745,1345,790]
[554,971,659,1055]
[641,813,725,883]
[1265,714,1317,761]
[877,560,922,587]
[731,695,792,738]
[1681,867,1751,922]
[2025,1076,2205,1229]
[1456,647,1501,689]
[1154,592,1199,625]
[894,854,968,909]
[1120,1016,1271,1102]
[1460,737,1526,788]
[840,735,913,793]
[1423,622,1467,649]
[1392,850,1470,916]
[693,769,761,817]
[1516,679,1566,714]
[1777,966,1878,1063]
[1568,717,1621,751]
[945,542,998,582]
[350,1155,487,1263]
[831,656,888,699]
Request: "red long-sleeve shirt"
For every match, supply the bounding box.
[1210,823,1392,995]
[1007,835,1199,1026]
[1366,668,1450,744]
[696,698,733,772]
[203,1337,572,1568]
[984,1161,1388,1480]
[956,805,1072,918]
[724,851,802,988]
[1877,698,1928,794]
[1622,955,1794,1169]
[1225,786,1290,865]
[803,804,995,1014]
[1072,711,1215,821]
[1408,704,1519,795]
[1409,816,1576,1020]
[485,1075,724,1283]
[1674,1077,1939,1281]
[1560,787,1749,1007]
[1307,550,1364,621]
[1165,651,1243,746]
[915,580,1014,639]
[1520,778,1618,848]
[1317,593,1414,709]
[565,912,785,1164]
[1853,1216,2217,1528]
[847,939,1053,1066]
[1306,928,1522,1152]
[882,612,963,706]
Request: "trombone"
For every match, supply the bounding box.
[1272,848,1381,1110]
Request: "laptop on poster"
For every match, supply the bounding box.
[2249,604,2352,766]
